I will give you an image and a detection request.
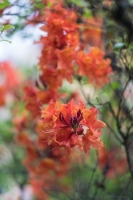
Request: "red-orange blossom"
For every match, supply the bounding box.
[41,99,106,153]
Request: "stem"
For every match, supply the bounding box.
[125,143,133,178]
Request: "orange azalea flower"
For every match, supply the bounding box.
[13,110,29,131]
[0,62,20,91]
[14,109,73,200]
[24,143,39,165]
[29,179,48,200]
[98,147,128,178]
[40,47,75,90]
[37,3,79,90]
[0,87,6,106]
[27,143,72,199]
[16,132,30,146]
[40,67,72,91]
[76,47,112,87]
[40,3,78,41]
[23,82,62,118]
[41,99,106,153]
[28,1,63,25]
[23,84,41,118]
[39,4,79,50]
[0,62,21,106]
[81,16,103,48]
[82,128,103,154]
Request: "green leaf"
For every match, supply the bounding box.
[0,0,10,9]
[47,2,53,7]
[0,25,3,32]
[74,65,78,72]
[3,24,15,31]
[70,0,87,7]
[83,9,91,19]
[81,75,89,85]
[34,2,44,9]
[111,82,119,90]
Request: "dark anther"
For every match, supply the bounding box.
[59,112,69,125]
[70,116,78,127]
[77,110,83,124]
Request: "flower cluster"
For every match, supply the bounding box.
[76,47,112,87]
[15,113,72,200]
[38,3,79,91]
[13,1,113,199]
[23,81,63,118]
[34,2,112,90]
[1,0,131,199]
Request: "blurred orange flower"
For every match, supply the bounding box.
[38,3,79,91]
[76,47,112,87]
[98,147,128,178]
[0,62,20,91]
[0,62,21,106]
[23,82,62,118]
[81,17,103,48]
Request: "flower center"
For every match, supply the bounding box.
[59,109,83,131]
